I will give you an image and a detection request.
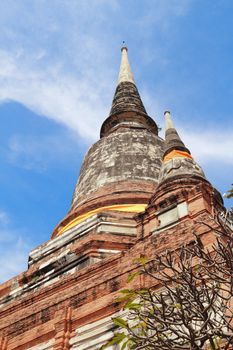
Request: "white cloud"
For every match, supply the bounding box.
[0,0,119,140]
[0,0,192,141]
[0,49,110,141]
[181,129,233,165]
[0,210,31,282]
[0,234,30,283]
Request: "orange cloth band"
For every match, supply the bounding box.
[57,203,147,236]
[163,150,193,162]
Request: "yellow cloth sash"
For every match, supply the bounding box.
[164,150,193,162]
[57,203,147,236]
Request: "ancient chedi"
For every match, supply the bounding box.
[52,46,163,239]
[0,48,225,350]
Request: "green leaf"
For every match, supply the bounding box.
[120,289,134,294]
[226,184,233,199]
[137,288,149,295]
[127,271,140,283]
[126,339,137,349]
[101,333,126,349]
[124,301,141,310]
[116,289,135,303]
[121,340,129,350]
[113,317,128,328]
[140,321,148,330]
[136,256,149,266]
[211,336,221,350]
[116,295,133,303]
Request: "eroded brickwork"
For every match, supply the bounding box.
[0,180,225,349]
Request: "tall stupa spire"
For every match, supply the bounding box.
[100,46,158,137]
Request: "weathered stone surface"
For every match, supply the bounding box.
[72,129,164,209]
[100,111,158,137]
[158,157,205,183]
[109,81,147,117]
[164,127,190,156]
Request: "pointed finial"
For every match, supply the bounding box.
[121,41,127,52]
[164,111,174,130]
[118,45,135,84]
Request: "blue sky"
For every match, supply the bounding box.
[0,0,233,282]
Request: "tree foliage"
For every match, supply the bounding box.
[102,221,233,350]
[226,184,233,199]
